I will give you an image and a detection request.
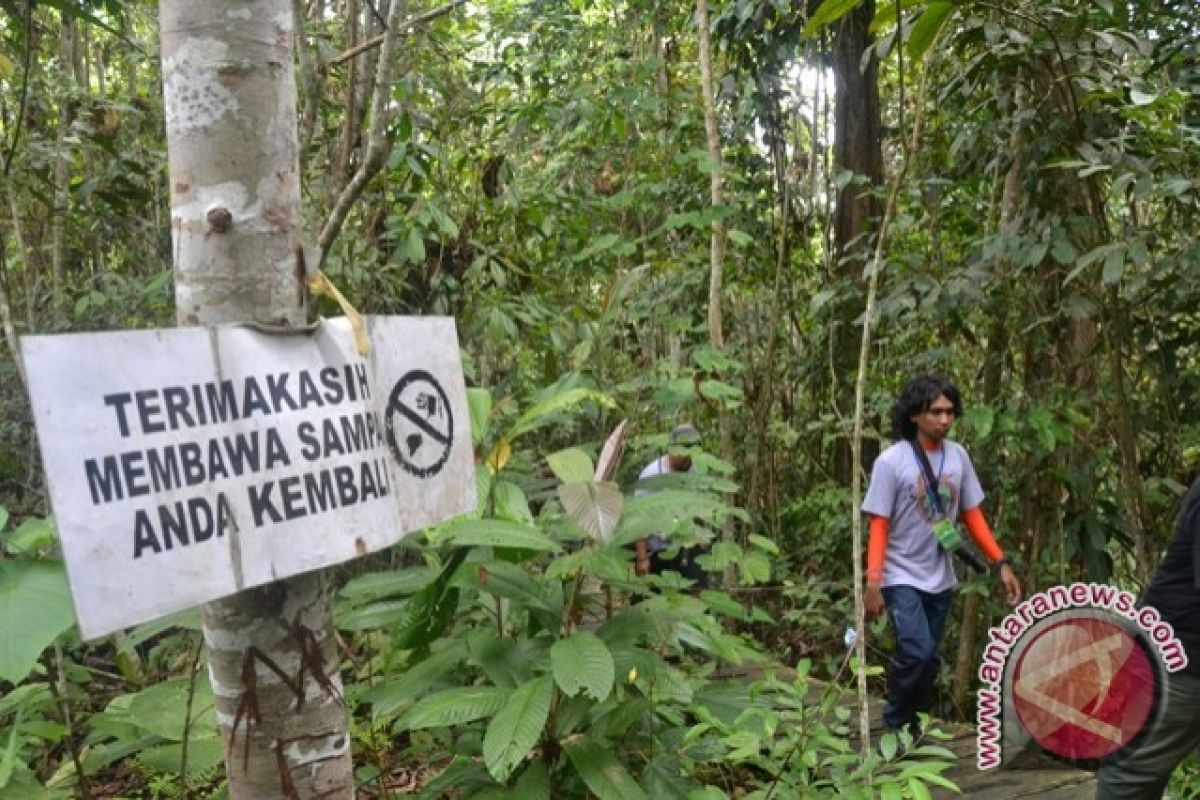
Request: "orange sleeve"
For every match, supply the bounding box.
[961,506,1004,563]
[866,515,889,584]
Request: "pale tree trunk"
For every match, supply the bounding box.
[50,12,78,299]
[694,0,736,579]
[159,3,354,798]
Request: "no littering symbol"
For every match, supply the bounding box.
[385,370,453,478]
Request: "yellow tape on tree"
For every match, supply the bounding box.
[307,271,369,355]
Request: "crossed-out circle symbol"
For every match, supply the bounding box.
[384,369,453,479]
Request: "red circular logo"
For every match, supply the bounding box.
[1011,615,1157,762]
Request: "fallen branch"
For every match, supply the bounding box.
[329,0,466,66]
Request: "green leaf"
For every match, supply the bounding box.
[511,761,550,800]
[547,448,595,484]
[747,534,779,555]
[1102,246,1126,284]
[641,753,699,799]
[127,678,216,742]
[494,480,535,524]
[339,567,439,604]
[363,641,467,719]
[391,550,468,650]
[558,481,623,542]
[908,778,933,800]
[482,675,553,783]
[506,388,613,441]
[468,388,493,447]
[573,233,621,262]
[880,731,898,760]
[906,3,955,59]
[8,516,56,554]
[135,739,225,777]
[0,708,22,788]
[0,508,7,534]
[737,551,772,585]
[403,686,509,730]
[474,561,562,617]
[0,561,75,684]
[803,0,866,38]
[440,518,558,552]
[551,632,614,701]
[565,737,649,800]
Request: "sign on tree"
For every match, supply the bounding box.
[21,316,476,638]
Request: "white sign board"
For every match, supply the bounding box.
[21,317,476,639]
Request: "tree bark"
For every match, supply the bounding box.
[159,2,353,797]
[831,0,882,484]
[50,12,78,299]
[694,0,736,581]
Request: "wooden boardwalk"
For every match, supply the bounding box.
[722,666,1097,798]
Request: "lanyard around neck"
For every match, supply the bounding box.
[910,440,947,516]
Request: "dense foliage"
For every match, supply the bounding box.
[1,0,1198,796]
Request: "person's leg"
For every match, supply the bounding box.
[1096,672,1200,800]
[910,588,954,724]
[882,585,937,731]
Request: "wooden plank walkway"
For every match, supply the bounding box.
[720,665,1097,798]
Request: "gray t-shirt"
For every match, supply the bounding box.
[861,439,985,593]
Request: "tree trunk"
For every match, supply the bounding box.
[830,0,882,484]
[159,3,354,797]
[694,0,736,581]
[50,12,78,299]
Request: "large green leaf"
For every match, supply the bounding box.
[403,686,509,730]
[470,561,562,617]
[482,674,553,783]
[0,561,75,684]
[135,738,225,777]
[440,518,558,552]
[550,632,614,702]
[505,388,613,441]
[906,2,955,59]
[6,518,56,555]
[802,0,866,38]
[468,387,493,447]
[558,481,623,542]
[511,761,550,800]
[392,549,468,650]
[363,641,467,719]
[126,678,217,742]
[339,567,439,604]
[546,447,594,483]
[565,737,649,800]
[0,708,22,788]
[494,480,534,524]
[468,631,547,689]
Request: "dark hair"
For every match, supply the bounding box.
[890,375,963,441]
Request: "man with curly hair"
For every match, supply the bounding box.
[863,375,1021,734]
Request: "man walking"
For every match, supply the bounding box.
[863,375,1021,734]
[633,422,706,586]
[1096,475,1200,799]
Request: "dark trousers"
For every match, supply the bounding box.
[882,585,954,731]
[1096,671,1200,799]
